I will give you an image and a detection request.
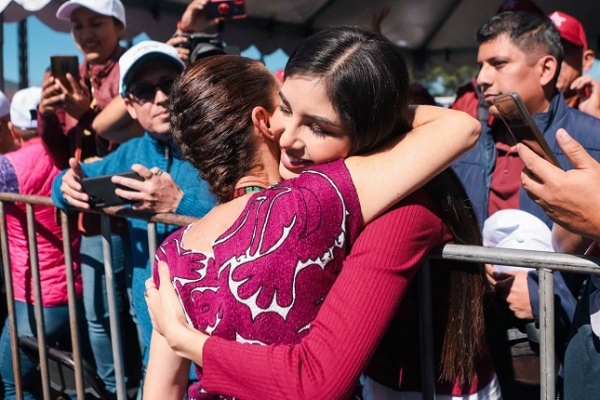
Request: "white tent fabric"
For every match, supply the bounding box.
[1,0,600,80]
[2,0,599,53]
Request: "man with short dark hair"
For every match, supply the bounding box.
[452,11,600,399]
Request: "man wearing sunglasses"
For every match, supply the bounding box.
[51,40,216,385]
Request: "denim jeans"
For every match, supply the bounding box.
[0,300,76,400]
[80,233,134,396]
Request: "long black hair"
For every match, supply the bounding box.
[287,26,486,385]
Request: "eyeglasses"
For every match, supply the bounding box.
[127,79,176,103]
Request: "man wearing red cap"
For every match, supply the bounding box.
[549,11,600,118]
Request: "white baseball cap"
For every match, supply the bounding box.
[0,90,10,118]
[10,87,41,130]
[483,209,554,272]
[119,41,185,97]
[56,0,126,27]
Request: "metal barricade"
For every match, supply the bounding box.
[2,192,600,400]
[0,193,195,400]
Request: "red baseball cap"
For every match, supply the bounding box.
[548,11,587,48]
[273,69,285,83]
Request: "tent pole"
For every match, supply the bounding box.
[18,19,27,89]
[0,12,4,92]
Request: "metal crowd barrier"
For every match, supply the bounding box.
[1,192,600,400]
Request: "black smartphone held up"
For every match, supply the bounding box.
[205,0,247,20]
[493,92,562,169]
[81,172,144,208]
[50,55,80,92]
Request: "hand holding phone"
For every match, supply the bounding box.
[81,172,144,208]
[50,55,80,92]
[493,92,562,169]
[205,0,247,20]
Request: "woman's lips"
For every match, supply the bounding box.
[280,151,314,171]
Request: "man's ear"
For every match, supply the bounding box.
[8,122,20,144]
[251,106,275,142]
[539,55,559,86]
[582,49,595,72]
[122,96,138,120]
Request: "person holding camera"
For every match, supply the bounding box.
[92,0,225,146]
[50,41,216,396]
[168,0,221,66]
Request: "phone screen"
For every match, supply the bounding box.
[493,92,562,169]
[50,55,80,91]
[206,0,247,20]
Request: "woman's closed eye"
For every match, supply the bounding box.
[309,123,329,138]
[278,104,291,115]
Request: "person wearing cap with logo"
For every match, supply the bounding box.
[37,1,136,396]
[0,87,84,400]
[51,40,216,395]
[549,11,600,118]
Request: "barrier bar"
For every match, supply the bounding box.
[430,244,600,274]
[147,221,158,264]
[101,214,126,400]
[539,268,555,400]
[26,203,51,400]
[0,202,23,399]
[418,260,436,400]
[60,210,85,400]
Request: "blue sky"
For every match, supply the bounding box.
[3,16,288,89]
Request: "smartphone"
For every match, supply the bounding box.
[50,55,80,92]
[80,172,144,208]
[205,0,247,20]
[493,92,562,169]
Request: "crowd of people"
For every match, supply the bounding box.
[0,0,600,399]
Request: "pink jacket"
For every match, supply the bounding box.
[5,138,81,306]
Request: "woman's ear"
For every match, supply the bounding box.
[251,106,276,141]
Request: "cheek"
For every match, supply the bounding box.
[270,110,285,132]
[310,138,351,163]
[71,31,83,47]
[101,29,121,46]
[269,113,288,144]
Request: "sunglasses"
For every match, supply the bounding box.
[127,79,176,103]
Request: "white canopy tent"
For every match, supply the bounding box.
[1,0,600,92]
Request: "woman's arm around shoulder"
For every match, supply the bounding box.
[346,105,480,224]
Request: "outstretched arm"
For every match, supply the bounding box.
[347,105,480,224]
[92,96,144,144]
